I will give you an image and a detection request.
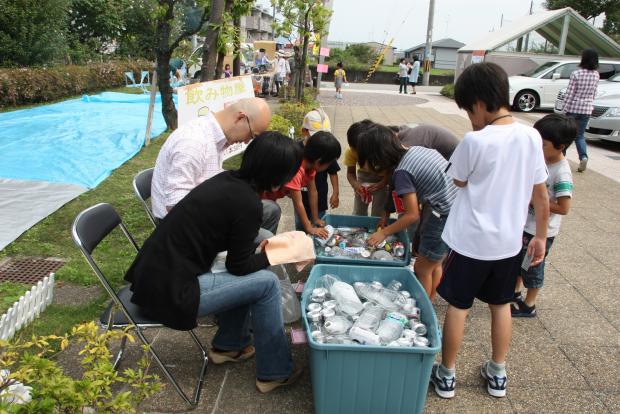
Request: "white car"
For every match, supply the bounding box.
[555,73,620,143]
[509,60,620,112]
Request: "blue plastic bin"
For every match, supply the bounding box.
[315,214,411,267]
[302,264,440,414]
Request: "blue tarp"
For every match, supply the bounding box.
[0,92,171,188]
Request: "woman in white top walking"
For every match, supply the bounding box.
[408,56,421,94]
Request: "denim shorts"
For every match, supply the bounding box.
[417,207,449,262]
[517,232,555,289]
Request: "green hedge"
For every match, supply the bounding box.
[0,60,152,108]
[440,83,455,99]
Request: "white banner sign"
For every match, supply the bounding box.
[177,75,255,160]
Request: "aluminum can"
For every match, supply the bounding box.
[400,290,412,299]
[321,308,336,319]
[413,336,430,347]
[312,331,326,343]
[410,321,427,336]
[306,310,322,322]
[408,306,421,320]
[306,302,322,312]
[397,337,413,347]
[322,300,337,310]
[392,242,405,257]
[402,329,417,340]
[371,281,383,290]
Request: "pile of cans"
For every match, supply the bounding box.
[315,225,405,261]
[305,277,430,348]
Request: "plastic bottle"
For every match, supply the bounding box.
[323,315,353,335]
[329,281,364,315]
[376,312,408,344]
[386,280,402,291]
[349,326,381,345]
[353,304,384,331]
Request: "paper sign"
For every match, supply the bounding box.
[177,75,255,127]
[317,64,329,73]
[320,47,330,57]
[177,75,254,160]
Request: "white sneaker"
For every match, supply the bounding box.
[480,361,507,398]
[578,157,588,172]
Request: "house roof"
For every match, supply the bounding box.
[459,7,620,57]
[405,38,465,53]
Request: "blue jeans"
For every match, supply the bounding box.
[567,113,589,160]
[197,269,293,380]
[399,76,408,93]
[262,200,281,235]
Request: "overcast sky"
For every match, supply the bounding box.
[327,0,551,49]
[256,0,556,49]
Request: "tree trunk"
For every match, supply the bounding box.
[201,0,226,81]
[155,1,177,130]
[215,52,225,79]
[297,7,312,101]
[233,14,241,76]
[298,34,310,101]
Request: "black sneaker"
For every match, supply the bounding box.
[511,299,536,318]
[511,291,523,303]
[430,363,455,399]
[481,361,507,397]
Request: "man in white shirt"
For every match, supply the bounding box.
[151,97,280,232]
[430,63,549,400]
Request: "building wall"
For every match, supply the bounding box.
[240,8,274,43]
[434,48,458,70]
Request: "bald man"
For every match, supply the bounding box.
[151,98,277,229]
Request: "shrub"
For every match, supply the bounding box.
[0,60,152,108]
[278,101,318,137]
[0,321,162,412]
[440,83,455,99]
[268,114,294,137]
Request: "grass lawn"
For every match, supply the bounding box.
[0,282,30,315]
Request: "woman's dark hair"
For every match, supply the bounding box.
[454,62,510,113]
[413,56,419,62]
[337,62,343,68]
[533,113,577,150]
[304,131,342,164]
[356,123,407,172]
[237,131,302,192]
[400,58,406,63]
[225,64,230,69]
[346,119,374,148]
[580,48,599,70]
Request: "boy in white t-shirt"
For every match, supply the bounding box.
[512,114,576,317]
[430,63,550,399]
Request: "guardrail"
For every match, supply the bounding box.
[0,274,55,341]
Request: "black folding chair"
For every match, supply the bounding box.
[71,203,207,406]
[133,168,157,227]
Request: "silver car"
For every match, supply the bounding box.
[555,74,620,143]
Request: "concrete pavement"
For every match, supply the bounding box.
[61,87,619,413]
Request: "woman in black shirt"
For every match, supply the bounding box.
[125,132,304,392]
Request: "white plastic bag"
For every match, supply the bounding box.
[272,264,301,323]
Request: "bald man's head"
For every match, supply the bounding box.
[216,97,272,144]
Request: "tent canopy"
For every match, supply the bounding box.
[459,7,620,58]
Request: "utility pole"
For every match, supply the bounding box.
[422,0,435,86]
[272,4,276,39]
[316,0,334,94]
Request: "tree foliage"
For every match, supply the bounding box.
[272,0,332,101]
[0,0,69,66]
[545,0,619,37]
[327,44,374,67]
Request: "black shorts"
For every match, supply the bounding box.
[437,250,520,309]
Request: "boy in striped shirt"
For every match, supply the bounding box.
[512,114,576,317]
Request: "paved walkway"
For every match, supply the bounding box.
[77,88,619,413]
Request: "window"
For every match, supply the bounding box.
[542,63,578,79]
[597,64,615,79]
